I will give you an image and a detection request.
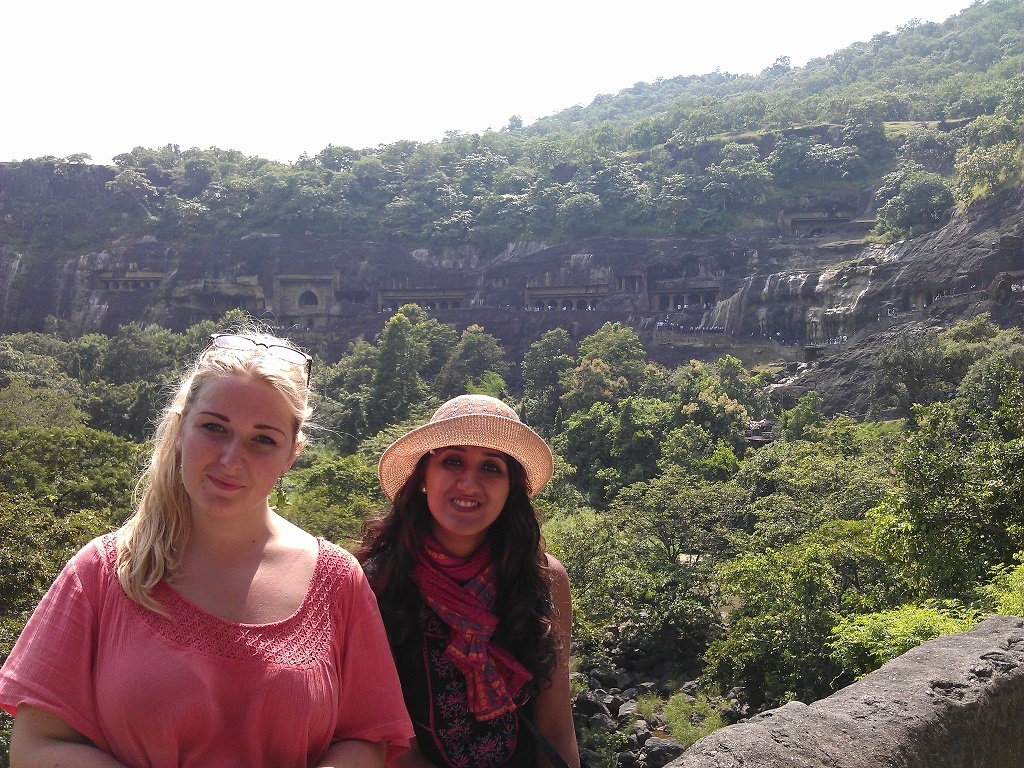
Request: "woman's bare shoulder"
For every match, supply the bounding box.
[544,552,569,580]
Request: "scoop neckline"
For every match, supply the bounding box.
[153,537,326,629]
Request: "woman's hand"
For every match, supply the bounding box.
[9,705,129,768]
[316,738,387,768]
[385,737,436,767]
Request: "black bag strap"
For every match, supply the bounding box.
[519,712,574,768]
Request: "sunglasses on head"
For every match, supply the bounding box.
[204,333,312,383]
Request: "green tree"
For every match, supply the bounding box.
[872,163,954,241]
[658,423,739,482]
[868,327,948,420]
[556,191,602,238]
[869,317,1023,421]
[520,329,576,434]
[897,124,962,173]
[553,402,618,507]
[559,358,631,416]
[734,418,893,549]
[953,141,1022,203]
[387,305,456,382]
[872,356,1024,597]
[979,554,1024,617]
[702,143,773,212]
[712,354,772,419]
[612,470,744,565]
[285,451,383,548]
[313,340,380,451]
[802,143,866,182]
[435,325,508,399]
[704,519,899,707]
[0,424,137,646]
[0,376,85,430]
[668,360,749,448]
[830,601,977,680]
[105,168,159,218]
[780,391,825,441]
[842,102,888,162]
[606,397,677,490]
[543,507,631,643]
[564,322,648,411]
[368,313,429,434]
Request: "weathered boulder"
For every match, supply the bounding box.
[589,712,619,733]
[628,719,653,747]
[617,699,639,723]
[664,615,1024,768]
[575,689,612,717]
[641,737,686,767]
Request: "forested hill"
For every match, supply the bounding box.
[3,3,1024,761]
[524,0,1021,140]
[0,0,1021,257]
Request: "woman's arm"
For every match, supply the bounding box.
[386,737,436,767]
[533,554,581,768]
[316,738,386,768]
[9,705,129,768]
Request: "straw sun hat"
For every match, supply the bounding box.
[378,394,554,502]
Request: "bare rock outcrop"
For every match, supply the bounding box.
[665,615,1024,768]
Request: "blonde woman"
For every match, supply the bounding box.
[0,328,412,767]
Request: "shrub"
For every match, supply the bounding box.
[979,555,1024,616]
[829,602,979,679]
[664,692,725,747]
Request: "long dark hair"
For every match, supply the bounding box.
[356,453,558,689]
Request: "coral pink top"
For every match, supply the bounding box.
[0,534,412,767]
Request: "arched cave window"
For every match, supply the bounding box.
[299,290,319,307]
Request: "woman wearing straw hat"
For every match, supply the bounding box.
[358,394,581,768]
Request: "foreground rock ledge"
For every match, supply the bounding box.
[667,615,1024,768]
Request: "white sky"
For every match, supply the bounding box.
[2,0,976,166]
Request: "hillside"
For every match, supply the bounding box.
[1,178,1021,416]
[0,0,1022,418]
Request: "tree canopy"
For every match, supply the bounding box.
[4,311,1021,725]
[3,2,1022,253]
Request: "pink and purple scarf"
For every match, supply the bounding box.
[411,536,533,720]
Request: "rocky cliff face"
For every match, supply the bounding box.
[1,187,1021,413]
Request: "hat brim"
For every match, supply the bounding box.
[378,413,554,502]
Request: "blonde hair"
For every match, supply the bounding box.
[117,327,313,613]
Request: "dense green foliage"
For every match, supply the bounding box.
[3,311,1024,729]
[830,601,978,679]
[2,1,1022,257]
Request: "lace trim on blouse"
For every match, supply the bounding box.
[101,534,353,667]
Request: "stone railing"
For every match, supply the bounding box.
[667,615,1024,768]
